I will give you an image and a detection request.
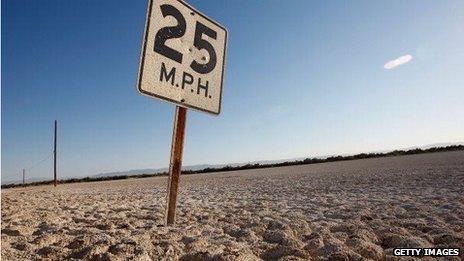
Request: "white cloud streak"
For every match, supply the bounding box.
[384,54,413,69]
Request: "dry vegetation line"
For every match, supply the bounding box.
[2,151,463,260]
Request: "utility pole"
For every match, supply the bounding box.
[23,169,25,186]
[54,120,57,187]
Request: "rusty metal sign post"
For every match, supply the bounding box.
[137,0,227,225]
[166,106,187,224]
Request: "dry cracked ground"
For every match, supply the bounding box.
[1,151,464,260]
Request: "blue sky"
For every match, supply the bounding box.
[2,0,464,183]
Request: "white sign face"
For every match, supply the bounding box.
[137,0,227,115]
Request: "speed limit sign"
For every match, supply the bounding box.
[137,0,228,225]
[137,0,228,115]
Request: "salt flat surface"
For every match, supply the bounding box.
[2,151,463,260]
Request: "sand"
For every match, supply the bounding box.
[1,151,463,260]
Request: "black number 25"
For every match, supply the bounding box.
[153,4,217,74]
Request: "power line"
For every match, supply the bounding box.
[25,151,54,171]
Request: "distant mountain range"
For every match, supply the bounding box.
[92,142,464,178]
[3,142,463,185]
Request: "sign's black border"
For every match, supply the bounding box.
[136,0,228,115]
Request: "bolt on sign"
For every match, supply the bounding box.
[137,0,227,225]
[137,0,227,115]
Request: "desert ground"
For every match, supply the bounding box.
[1,151,463,260]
